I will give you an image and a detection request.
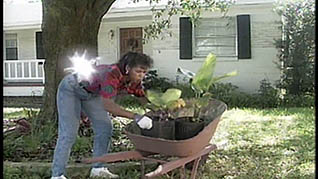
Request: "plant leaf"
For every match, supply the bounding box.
[161,88,182,104]
[209,70,238,87]
[146,90,165,107]
[192,53,216,92]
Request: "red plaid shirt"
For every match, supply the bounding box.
[85,64,145,99]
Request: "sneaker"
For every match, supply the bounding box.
[90,167,119,178]
[51,175,67,179]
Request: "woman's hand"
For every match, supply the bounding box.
[134,114,153,129]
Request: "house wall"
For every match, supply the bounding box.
[4,86,44,96]
[148,3,282,94]
[97,2,281,94]
[4,29,41,60]
[98,10,154,65]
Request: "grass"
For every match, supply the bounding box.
[3,107,315,178]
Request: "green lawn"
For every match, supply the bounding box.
[3,107,315,178]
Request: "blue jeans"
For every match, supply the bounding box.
[52,74,113,177]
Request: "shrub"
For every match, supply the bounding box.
[274,0,315,96]
[280,94,315,107]
[255,79,280,108]
[4,112,57,162]
[142,69,175,91]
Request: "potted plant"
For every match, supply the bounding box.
[174,53,237,140]
[139,53,237,140]
[141,88,186,140]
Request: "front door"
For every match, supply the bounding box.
[119,27,143,57]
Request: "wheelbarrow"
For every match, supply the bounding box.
[83,99,227,178]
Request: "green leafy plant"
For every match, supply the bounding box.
[177,53,237,118]
[145,88,186,121]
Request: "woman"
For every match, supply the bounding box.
[51,52,154,179]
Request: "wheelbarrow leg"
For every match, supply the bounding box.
[145,144,217,178]
[141,160,146,179]
[179,165,186,179]
[190,156,201,179]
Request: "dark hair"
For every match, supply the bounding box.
[117,52,154,73]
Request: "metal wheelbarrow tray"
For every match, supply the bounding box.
[83,99,227,178]
[125,98,227,157]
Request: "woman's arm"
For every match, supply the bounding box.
[102,97,135,119]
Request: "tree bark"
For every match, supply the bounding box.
[38,0,115,123]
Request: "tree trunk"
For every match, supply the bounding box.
[38,0,115,123]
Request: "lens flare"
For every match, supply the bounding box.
[64,51,99,83]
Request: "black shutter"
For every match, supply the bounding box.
[36,32,45,59]
[179,17,192,59]
[237,15,251,59]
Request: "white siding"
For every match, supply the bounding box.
[98,14,154,64]
[5,29,40,60]
[147,3,281,94]
[3,86,44,96]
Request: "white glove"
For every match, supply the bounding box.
[134,114,153,130]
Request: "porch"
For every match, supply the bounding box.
[3,59,45,96]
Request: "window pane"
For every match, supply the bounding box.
[6,39,17,48]
[5,33,17,39]
[36,31,46,59]
[194,17,236,57]
[5,33,18,60]
[6,48,18,60]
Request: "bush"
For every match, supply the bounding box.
[280,94,315,107]
[4,112,57,162]
[254,79,280,108]
[142,69,175,91]
[274,0,315,96]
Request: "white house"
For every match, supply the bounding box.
[3,0,282,97]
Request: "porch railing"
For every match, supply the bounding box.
[3,59,45,84]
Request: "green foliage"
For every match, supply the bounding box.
[140,0,234,40]
[191,53,237,95]
[142,69,175,91]
[145,88,186,120]
[255,79,280,108]
[111,117,135,153]
[280,94,315,108]
[141,69,313,109]
[208,107,315,178]
[175,83,196,98]
[115,94,143,109]
[209,83,258,108]
[70,136,93,160]
[274,0,315,96]
[177,53,237,117]
[146,88,182,109]
[4,107,315,178]
[4,128,56,161]
[4,108,57,162]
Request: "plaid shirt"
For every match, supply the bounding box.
[85,64,145,99]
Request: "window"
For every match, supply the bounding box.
[194,17,237,58]
[36,32,46,59]
[179,14,251,60]
[5,33,18,60]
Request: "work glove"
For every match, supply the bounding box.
[134,114,153,130]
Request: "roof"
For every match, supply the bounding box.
[3,0,277,30]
